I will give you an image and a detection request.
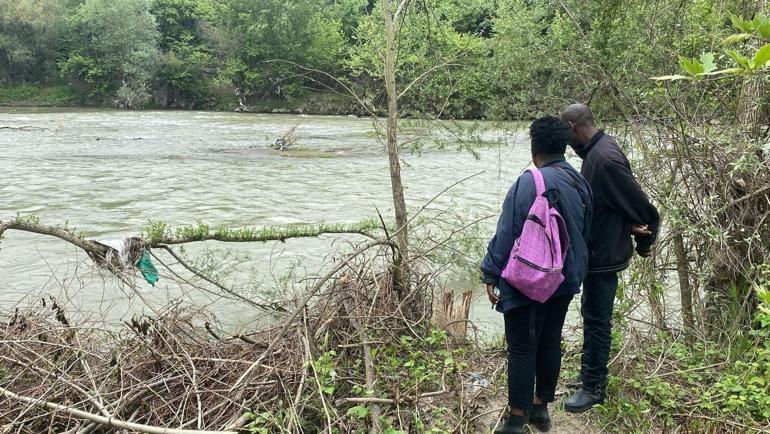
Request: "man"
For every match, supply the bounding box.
[482,116,592,434]
[561,104,660,412]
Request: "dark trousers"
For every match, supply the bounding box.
[503,295,573,411]
[580,272,619,395]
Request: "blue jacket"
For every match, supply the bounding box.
[481,159,593,312]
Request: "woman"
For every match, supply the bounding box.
[481,116,592,433]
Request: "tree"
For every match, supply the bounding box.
[151,0,216,108]
[0,0,69,84]
[60,0,160,108]
[348,0,491,118]
[209,0,345,106]
[382,0,410,298]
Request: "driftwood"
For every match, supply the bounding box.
[0,386,237,434]
[0,231,461,433]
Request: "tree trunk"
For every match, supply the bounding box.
[383,0,411,295]
[737,0,768,138]
[737,78,765,138]
[673,232,695,339]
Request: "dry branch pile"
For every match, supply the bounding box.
[0,234,492,433]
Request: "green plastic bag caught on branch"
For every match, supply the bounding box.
[137,248,159,286]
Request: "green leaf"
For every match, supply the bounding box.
[752,43,770,70]
[347,405,369,418]
[756,14,770,39]
[679,56,704,76]
[726,49,751,70]
[699,52,717,75]
[722,33,752,45]
[731,14,754,33]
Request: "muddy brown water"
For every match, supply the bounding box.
[0,108,587,333]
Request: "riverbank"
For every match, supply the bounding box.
[3,213,768,433]
[0,83,370,117]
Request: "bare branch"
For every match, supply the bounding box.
[0,385,237,434]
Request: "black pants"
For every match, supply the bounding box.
[580,272,619,395]
[503,295,573,411]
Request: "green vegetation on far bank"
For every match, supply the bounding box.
[0,82,363,115]
[0,84,87,107]
[2,0,759,118]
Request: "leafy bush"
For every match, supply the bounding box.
[0,84,84,106]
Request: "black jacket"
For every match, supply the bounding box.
[481,159,593,311]
[575,131,660,273]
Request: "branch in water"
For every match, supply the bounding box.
[0,217,110,260]
[0,217,383,278]
[142,219,382,247]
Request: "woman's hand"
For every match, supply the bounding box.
[486,283,499,306]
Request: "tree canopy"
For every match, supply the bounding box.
[0,0,766,116]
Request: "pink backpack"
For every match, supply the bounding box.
[501,168,571,303]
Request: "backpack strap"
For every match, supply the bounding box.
[526,168,546,196]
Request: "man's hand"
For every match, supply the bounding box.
[486,283,499,306]
[631,224,652,237]
[632,224,654,257]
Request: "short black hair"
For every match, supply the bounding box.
[530,116,569,155]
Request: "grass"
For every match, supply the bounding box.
[0,84,86,106]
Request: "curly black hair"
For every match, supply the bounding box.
[530,116,570,155]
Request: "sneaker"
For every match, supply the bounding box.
[563,388,604,413]
[529,403,551,432]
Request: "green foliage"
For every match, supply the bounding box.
[346,404,369,419]
[210,0,345,99]
[1,0,755,117]
[656,11,770,81]
[730,13,770,40]
[0,83,84,106]
[587,271,770,432]
[151,0,216,107]
[59,0,160,108]
[308,350,338,396]
[0,0,69,83]
[348,0,492,119]
[244,410,288,434]
[373,329,467,393]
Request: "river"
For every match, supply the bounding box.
[0,108,582,333]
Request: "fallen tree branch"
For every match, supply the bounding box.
[145,221,381,247]
[335,389,449,406]
[0,385,238,434]
[0,219,109,259]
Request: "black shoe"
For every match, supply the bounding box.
[565,373,582,389]
[493,414,527,434]
[564,388,604,413]
[529,403,551,432]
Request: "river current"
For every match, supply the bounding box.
[0,108,582,333]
